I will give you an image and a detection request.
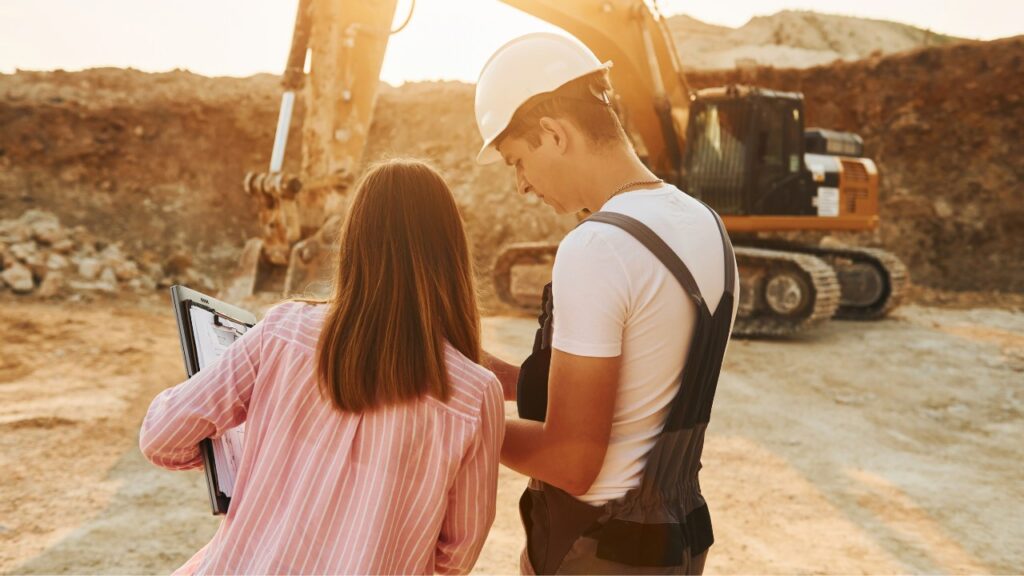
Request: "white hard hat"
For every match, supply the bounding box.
[474,32,612,165]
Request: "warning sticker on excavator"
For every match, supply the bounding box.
[815,187,840,217]
[808,162,826,183]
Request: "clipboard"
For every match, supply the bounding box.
[170,285,257,515]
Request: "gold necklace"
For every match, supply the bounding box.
[607,178,664,202]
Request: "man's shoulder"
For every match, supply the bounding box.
[604,185,707,218]
[588,188,717,241]
[556,219,629,270]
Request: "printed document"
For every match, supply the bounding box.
[190,306,248,497]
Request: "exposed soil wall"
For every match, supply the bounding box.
[1,37,1021,297]
[686,36,1024,291]
[0,70,292,277]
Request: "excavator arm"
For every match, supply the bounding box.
[231,0,400,297]
[230,0,688,299]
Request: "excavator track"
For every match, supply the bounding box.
[804,246,908,320]
[732,247,841,337]
[749,241,909,321]
[492,242,843,338]
[492,241,559,311]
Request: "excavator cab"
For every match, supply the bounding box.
[685,86,815,217]
[678,86,906,334]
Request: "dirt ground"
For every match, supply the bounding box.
[1,30,1022,575]
[1,295,1021,574]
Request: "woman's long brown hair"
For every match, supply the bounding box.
[315,159,481,412]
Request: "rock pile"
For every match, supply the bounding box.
[0,210,212,298]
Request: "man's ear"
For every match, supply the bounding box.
[538,116,570,155]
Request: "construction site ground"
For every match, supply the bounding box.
[1,27,1022,576]
[1,295,1022,574]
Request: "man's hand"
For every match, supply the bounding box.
[500,348,621,496]
[481,349,521,401]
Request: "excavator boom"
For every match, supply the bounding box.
[228,0,398,298]
[499,0,691,178]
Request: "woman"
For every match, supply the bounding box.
[140,159,504,575]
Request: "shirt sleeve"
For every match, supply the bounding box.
[434,376,505,575]
[139,310,267,471]
[551,225,630,357]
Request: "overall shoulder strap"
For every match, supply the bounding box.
[576,209,728,567]
[581,212,707,310]
[697,201,736,296]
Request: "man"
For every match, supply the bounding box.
[476,33,740,575]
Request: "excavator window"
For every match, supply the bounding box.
[758,104,785,170]
[685,100,750,214]
[751,97,814,215]
[785,105,804,174]
[752,100,790,214]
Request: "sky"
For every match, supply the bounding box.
[1,0,1021,85]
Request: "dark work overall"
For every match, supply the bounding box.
[515,206,736,575]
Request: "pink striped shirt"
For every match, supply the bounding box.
[140,302,504,575]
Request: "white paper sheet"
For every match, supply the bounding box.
[190,306,248,497]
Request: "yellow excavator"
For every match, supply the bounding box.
[229,0,907,337]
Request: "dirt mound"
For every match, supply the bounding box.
[0,69,290,284]
[1,37,1020,301]
[0,71,573,307]
[687,36,1024,292]
[668,10,963,70]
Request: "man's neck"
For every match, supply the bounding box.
[577,147,661,212]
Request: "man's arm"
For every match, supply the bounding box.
[500,348,620,496]
[481,349,520,402]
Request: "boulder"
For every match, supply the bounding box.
[113,260,140,281]
[99,267,118,287]
[77,258,103,280]
[37,271,64,298]
[9,242,38,263]
[50,237,75,254]
[1,263,35,294]
[128,274,157,292]
[0,245,17,269]
[0,221,32,243]
[11,242,46,279]
[31,220,66,245]
[71,226,98,255]
[46,253,70,271]
[18,209,59,226]
[100,244,125,266]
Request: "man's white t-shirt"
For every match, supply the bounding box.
[551,183,739,505]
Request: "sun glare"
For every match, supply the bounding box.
[0,0,1021,80]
